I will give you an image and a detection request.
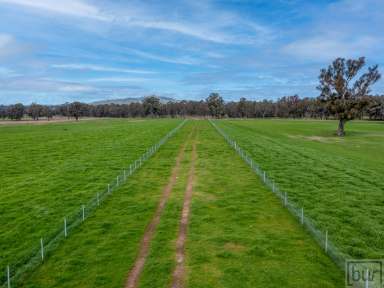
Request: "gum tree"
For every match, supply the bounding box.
[143,95,161,117]
[317,57,381,136]
[206,93,224,118]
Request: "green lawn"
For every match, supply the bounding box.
[215,119,384,259]
[0,119,181,275]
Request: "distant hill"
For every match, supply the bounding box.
[90,96,176,105]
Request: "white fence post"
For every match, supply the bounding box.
[301,208,304,224]
[82,205,85,221]
[116,176,119,186]
[124,170,126,180]
[7,265,10,288]
[325,230,328,253]
[97,192,100,206]
[272,181,275,193]
[365,268,369,288]
[64,217,67,237]
[108,184,110,194]
[40,238,44,261]
[284,192,287,206]
[263,171,266,183]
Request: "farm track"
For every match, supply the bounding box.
[125,141,187,288]
[171,134,197,288]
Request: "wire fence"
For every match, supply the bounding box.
[208,120,351,271]
[2,119,187,288]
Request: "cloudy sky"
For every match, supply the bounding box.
[0,0,383,104]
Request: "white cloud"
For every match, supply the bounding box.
[88,77,150,83]
[52,63,155,74]
[0,66,20,77]
[0,34,13,48]
[126,20,233,44]
[57,83,95,92]
[0,0,272,45]
[281,0,384,61]
[0,0,109,20]
[124,48,200,65]
[0,77,95,93]
[282,35,380,61]
[0,33,26,58]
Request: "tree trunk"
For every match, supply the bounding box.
[337,119,346,136]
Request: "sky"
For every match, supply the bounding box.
[0,0,383,105]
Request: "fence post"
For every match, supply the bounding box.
[108,184,110,194]
[124,170,126,180]
[64,217,67,237]
[263,171,266,183]
[40,238,44,261]
[116,176,119,186]
[97,192,100,206]
[82,205,85,221]
[365,268,369,288]
[325,230,328,253]
[272,181,275,193]
[301,208,304,224]
[7,265,10,288]
[284,192,287,206]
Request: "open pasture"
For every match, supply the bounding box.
[2,118,382,287]
[17,120,343,287]
[216,119,384,259]
[0,119,182,274]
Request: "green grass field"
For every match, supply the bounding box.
[215,119,384,260]
[10,120,343,287]
[2,118,381,287]
[0,119,182,275]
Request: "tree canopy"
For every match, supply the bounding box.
[317,57,381,136]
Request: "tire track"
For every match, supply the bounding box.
[125,141,187,288]
[170,138,197,288]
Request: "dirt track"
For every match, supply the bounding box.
[170,139,197,288]
[125,142,186,288]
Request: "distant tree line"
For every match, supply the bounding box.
[0,58,382,130]
[1,94,383,121]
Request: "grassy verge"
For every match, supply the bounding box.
[215,119,384,259]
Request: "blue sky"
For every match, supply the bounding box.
[0,0,383,104]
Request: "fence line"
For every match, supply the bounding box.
[208,119,348,271]
[2,119,187,287]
